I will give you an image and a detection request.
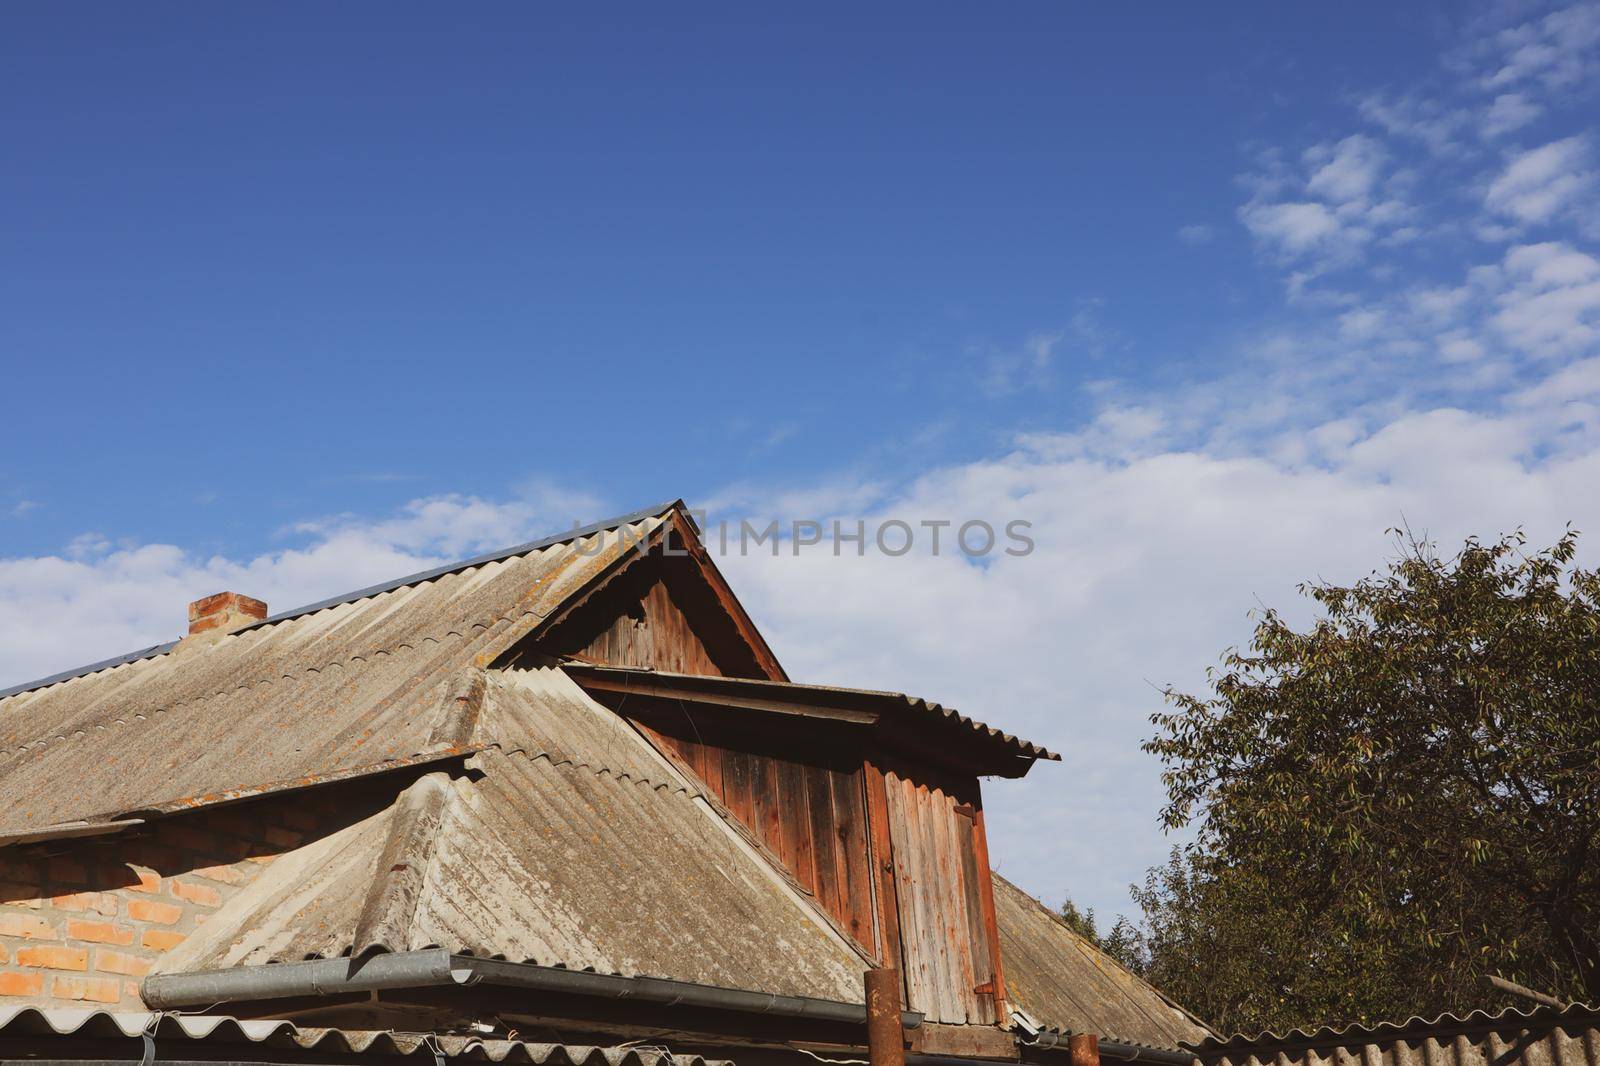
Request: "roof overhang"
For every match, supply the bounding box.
[562,663,1059,778]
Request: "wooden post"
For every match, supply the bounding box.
[865,968,906,1066]
[1069,1033,1100,1066]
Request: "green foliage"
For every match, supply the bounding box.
[1059,896,1100,943]
[1139,530,1600,1035]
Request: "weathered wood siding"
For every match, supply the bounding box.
[883,766,1003,1025]
[574,574,724,676]
[614,703,879,956]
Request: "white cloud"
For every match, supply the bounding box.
[1485,136,1596,225]
[1306,134,1386,203]
[1493,242,1600,356]
[1239,201,1342,254]
[1482,91,1543,137]
[1483,1,1600,91]
[1177,224,1216,245]
[711,385,1600,918]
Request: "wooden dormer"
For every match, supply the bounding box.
[527,510,1060,1028]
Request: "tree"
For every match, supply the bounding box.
[1058,896,1100,943]
[1142,530,1600,1034]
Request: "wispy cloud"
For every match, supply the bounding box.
[1485,135,1597,226]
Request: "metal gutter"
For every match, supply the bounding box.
[143,950,925,1031]
[142,949,477,1006]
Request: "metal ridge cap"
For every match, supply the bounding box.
[0,500,684,703]
[252,499,684,627]
[0,641,178,702]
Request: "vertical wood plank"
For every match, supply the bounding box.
[863,760,904,991]
[934,786,977,1024]
[956,807,994,1024]
[885,771,927,1014]
[779,758,816,889]
[805,763,843,918]
[970,803,1010,1022]
[721,748,754,828]
[835,766,877,954]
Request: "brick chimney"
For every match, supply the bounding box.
[187,592,267,638]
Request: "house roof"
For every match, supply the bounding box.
[563,663,1059,775]
[150,667,869,1003]
[0,507,674,838]
[0,501,1053,840]
[0,1005,731,1066]
[992,872,1212,1049]
[1193,1001,1600,1057]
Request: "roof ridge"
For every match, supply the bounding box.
[5,622,495,760]
[0,501,681,703]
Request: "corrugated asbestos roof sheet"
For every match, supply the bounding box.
[0,510,671,837]
[992,872,1211,1049]
[1194,1002,1600,1057]
[151,667,870,1004]
[0,1006,731,1066]
[563,664,1059,766]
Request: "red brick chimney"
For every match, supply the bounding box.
[187,592,267,637]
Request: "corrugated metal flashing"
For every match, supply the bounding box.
[1191,1001,1600,1054]
[0,500,683,702]
[0,1005,730,1066]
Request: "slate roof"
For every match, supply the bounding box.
[0,510,671,838]
[150,667,869,1002]
[992,872,1212,1049]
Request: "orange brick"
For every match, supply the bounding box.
[50,890,118,915]
[0,884,41,908]
[0,913,57,939]
[16,945,88,971]
[47,857,86,883]
[0,972,44,996]
[127,899,181,924]
[51,974,120,1003]
[141,929,185,951]
[191,863,245,886]
[126,866,162,893]
[66,920,134,946]
[94,949,150,976]
[169,880,220,907]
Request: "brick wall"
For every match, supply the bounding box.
[0,785,376,1009]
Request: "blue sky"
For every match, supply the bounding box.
[4,2,1600,922]
[4,2,1459,552]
